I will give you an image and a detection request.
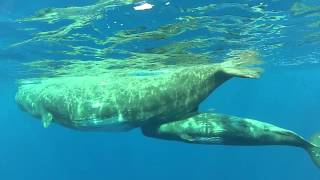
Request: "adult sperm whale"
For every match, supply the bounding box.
[141,113,320,168]
[15,51,262,131]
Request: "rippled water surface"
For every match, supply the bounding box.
[0,0,320,179]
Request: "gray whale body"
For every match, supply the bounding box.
[141,112,320,169]
[16,55,262,131]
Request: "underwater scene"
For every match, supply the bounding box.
[1,0,320,179]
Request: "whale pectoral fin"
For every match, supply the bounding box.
[41,111,53,128]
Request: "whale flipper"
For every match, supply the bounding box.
[308,133,320,168]
[42,111,53,128]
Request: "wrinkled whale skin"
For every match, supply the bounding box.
[16,57,261,131]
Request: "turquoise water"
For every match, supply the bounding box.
[1,0,320,179]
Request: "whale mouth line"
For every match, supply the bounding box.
[194,137,224,144]
[56,116,137,132]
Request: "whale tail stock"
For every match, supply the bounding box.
[306,133,320,168]
[220,50,263,79]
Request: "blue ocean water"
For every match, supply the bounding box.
[1,0,320,180]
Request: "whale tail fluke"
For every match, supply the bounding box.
[220,50,263,79]
[307,133,320,168]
